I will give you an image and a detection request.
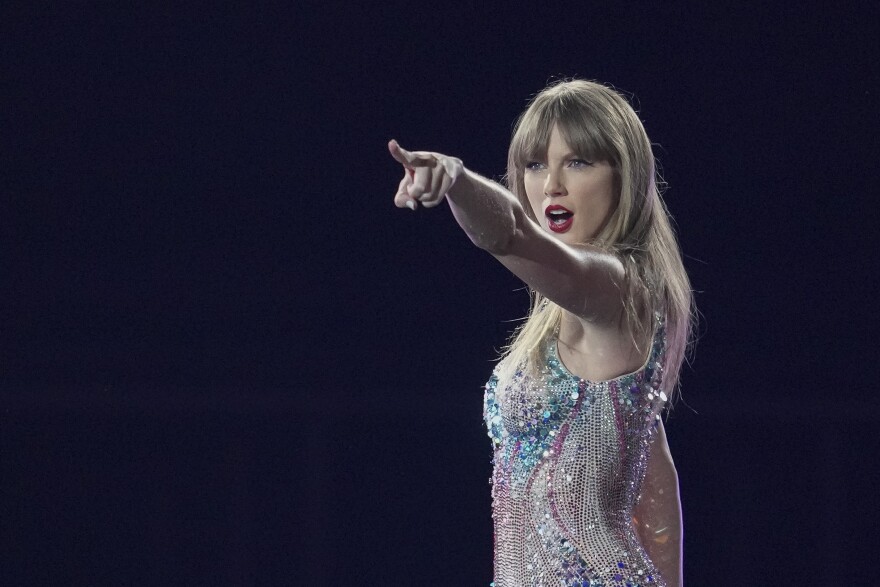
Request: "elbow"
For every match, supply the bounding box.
[472,206,520,255]
[472,229,515,255]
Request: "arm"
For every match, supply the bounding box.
[633,419,683,587]
[388,141,624,321]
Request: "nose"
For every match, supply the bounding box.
[544,169,566,197]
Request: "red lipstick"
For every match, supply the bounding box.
[545,204,574,233]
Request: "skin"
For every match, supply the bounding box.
[389,130,683,586]
[521,125,645,381]
[634,418,683,587]
[522,125,617,248]
[389,129,643,381]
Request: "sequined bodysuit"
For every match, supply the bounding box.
[484,314,668,587]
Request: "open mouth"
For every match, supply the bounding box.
[545,205,574,233]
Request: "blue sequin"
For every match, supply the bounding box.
[485,312,670,587]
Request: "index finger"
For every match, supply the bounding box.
[388,139,434,169]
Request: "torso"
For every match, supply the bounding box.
[484,310,669,587]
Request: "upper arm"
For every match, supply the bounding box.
[489,205,626,322]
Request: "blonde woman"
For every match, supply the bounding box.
[389,79,694,587]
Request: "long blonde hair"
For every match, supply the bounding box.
[498,79,695,399]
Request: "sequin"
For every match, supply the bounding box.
[484,312,668,587]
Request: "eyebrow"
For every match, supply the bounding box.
[544,151,583,160]
[526,148,577,158]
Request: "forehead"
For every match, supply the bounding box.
[515,104,606,164]
[546,125,575,154]
[525,123,593,161]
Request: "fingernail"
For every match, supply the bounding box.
[406,200,416,211]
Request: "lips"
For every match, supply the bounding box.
[545,204,574,233]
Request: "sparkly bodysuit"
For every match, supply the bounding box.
[484,313,668,587]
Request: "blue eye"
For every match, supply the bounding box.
[568,159,593,168]
[525,161,546,171]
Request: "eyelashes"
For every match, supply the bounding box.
[568,158,594,168]
[524,159,594,171]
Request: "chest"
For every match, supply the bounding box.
[555,325,650,383]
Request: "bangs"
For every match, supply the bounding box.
[511,108,554,168]
[511,93,614,168]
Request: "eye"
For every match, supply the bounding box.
[568,158,593,168]
[524,161,546,171]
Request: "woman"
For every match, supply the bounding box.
[389,79,693,587]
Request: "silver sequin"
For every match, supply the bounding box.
[484,313,668,587]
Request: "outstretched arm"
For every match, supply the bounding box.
[388,141,624,322]
[633,419,683,587]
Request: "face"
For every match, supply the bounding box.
[523,125,617,244]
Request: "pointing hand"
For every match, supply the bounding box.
[388,140,463,210]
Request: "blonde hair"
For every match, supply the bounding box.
[498,79,695,399]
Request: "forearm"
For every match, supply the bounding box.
[445,168,521,254]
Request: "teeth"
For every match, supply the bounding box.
[549,210,568,216]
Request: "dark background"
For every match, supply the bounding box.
[3,2,879,585]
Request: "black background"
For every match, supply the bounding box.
[3,2,879,585]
